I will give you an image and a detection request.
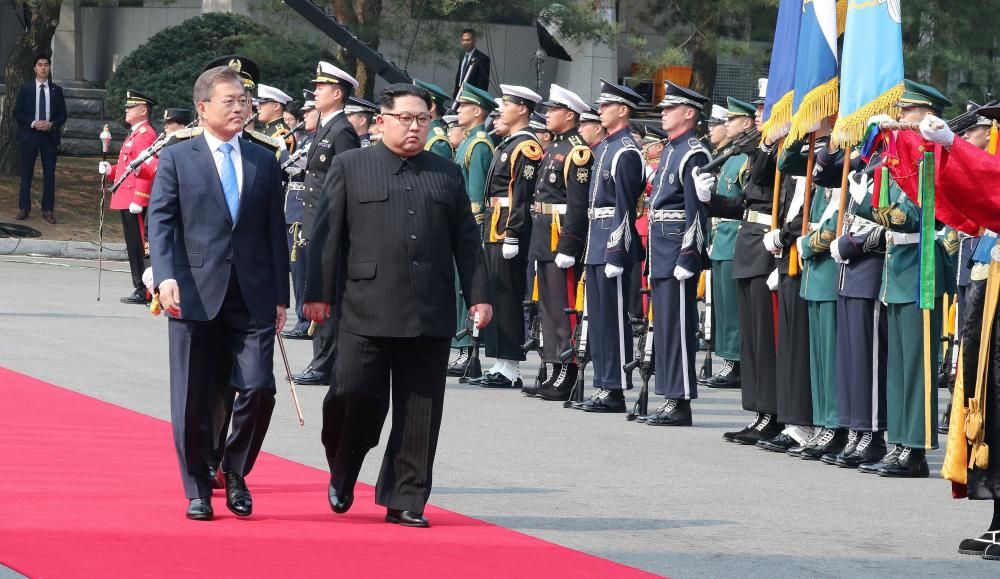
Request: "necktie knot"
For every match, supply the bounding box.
[219,142,233,155]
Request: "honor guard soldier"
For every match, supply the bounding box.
[530,110,553,151]
[447,84,496,376]
[444,114,463,152]
[294,61,362,386]
[414,79,455,159]
[257,83,295,151]
[345,96,377,147]
[97,89,159,305]
[640,81,710,426]
[281,95,318,341]
[470,84,544,388]
[571,79,646,413]
[518,84,592,400]
[578,106,606,149]
[161,108,192,135]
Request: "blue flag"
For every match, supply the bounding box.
[787,0,841,142]
[762,0,803,142]
[832,0,904,148]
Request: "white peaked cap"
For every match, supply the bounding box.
[313,61,359,89]
[257,84,293,105]
[545,84,589,114]
[499,84,543,105]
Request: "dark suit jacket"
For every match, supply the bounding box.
[148,133,290,322]
[317,143,489,338]
[14,81,67,145]
[454,48,491,94]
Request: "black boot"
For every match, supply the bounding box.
[646,399,693,426]
[802,428,849,461]
[538,364,576,401]
[878,447,929,478]
[733,413,782,445]
[723,412,761,443]
[447,348,470,377]
[858,443,901,474]
[959,531,1000,556]
[522,363,554,397]
[579,388,626,413]
[704,359,740,389]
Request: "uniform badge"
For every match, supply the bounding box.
[319,154,327,163]
[523,165,536,180]
[889,208,906,225]
[548,173,557,184]
[501,152,509,163]
[576,168,589,184]
[668,173,676,185]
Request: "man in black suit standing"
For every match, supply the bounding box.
[148,65,289,521]
[304,83,492,528]
[13,54,67,223]
[454,28,491,95]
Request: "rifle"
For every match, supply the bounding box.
[281,142,310,174]
[446,58,478,116]
[559,272,589,408]
[699,128,760,174]
[457,311,483,383]
[625,287,654,421]
[108,119,198,194]
[698,269,714,380]
[521,281,547,392]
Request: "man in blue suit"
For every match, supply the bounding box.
[148,65,290,521]
[13,54,66,223]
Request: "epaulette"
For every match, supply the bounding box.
[463,132,495,167]
[139,126,148,134]
[621,136,637,149]
[243,129,283,154]
[433,126,446,137]
[688,137,705,151]
[163,126,203,147]
[563,145,592,184]
[425,133,451,152]
[512,138,543,162]
[568,135,584,147]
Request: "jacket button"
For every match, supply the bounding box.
[411,260,419,267]
[410,234,417,240]
[406,186,412,191]
[408,209,415,215]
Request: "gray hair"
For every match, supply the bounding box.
[192,66,243,108]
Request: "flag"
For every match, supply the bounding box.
[831,0,904,148]
[761,0,803,142]
[787,0,841,142]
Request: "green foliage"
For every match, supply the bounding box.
[105,12,340,115]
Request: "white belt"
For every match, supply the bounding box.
[488,197,510,208]
[848,216,878,235]
[743,210,772,226]
[532,202,566,215]
[807,222,821,233]
[589,207,615,219]
[887,231,920,245]
[649,209,685,222]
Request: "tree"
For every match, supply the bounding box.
[0,1,61,177]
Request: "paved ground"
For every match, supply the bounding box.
[2,256,998,578]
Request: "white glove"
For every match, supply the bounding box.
[830,237,846,264]
[554,253,576,269]
[674,265,694,281]
[796,235,805,256]
[693,168,715,203]
[502,242,519,259]
[920,114,955,147]
[867,113,894,129]
[604,263,624,278]
[763,229,783,254]
[141,267,155,291]
[128,202,143,214]
[766,268,779,291]
[848,171,869,205]
[98,161,112,175]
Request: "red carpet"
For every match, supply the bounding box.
[0,368,655,578]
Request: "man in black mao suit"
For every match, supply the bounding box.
[148,66,289,521]
[454,28,491,95]
[13,54,67,222]
[304,84,492,528]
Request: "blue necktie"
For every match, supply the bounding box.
[218,142,240,221]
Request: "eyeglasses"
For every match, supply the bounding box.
[381,112,433,127]
[205,97,252,109]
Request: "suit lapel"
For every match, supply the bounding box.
[237,144,257,226]
[192,134,233,226]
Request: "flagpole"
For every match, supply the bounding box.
[835,151,851,236]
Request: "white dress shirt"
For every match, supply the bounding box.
[203,129,244,194]
[320,108,344,129]
[34,79,50,124]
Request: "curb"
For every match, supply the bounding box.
[0,238,127,260]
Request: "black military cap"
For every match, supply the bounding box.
[162,108,192,125]
[345,96,378,115]
[125,89,156,108]
[657,80,709,111]
[595,78,643,109]
[643,126,668,142]
[204,55,260,91]
[529,111,548,131]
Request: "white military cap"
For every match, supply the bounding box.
[312,61,359,89]
[707,104,728,125]
[500,84,543,108]
[543,84,589,115]
[442,114,459,127]
[257,84,293,105]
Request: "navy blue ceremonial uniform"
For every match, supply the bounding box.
[647,129,709,401]
[583,127,645,389]
[285,131,313,334]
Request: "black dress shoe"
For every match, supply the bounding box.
[723,413,761,442]
[822,430,859,465]
[328,480,354,514]
[757,432,797,453]
[208,465,225,490]
[801,428,848,461]
[538,364,577,401]
[386,508,429,528]
[877,447,929,478]
[734,413,781,445]
[446,348,471,377]
[646,399,692,426]
[120,289,148,304]
[467,371,496,386]
[224,472,253,516]
[293,367,330,386]
[703,360,741,389]
[186,497,213,521]
[982,543,1000,560]
[281,327,310,340]
[958,531,1000,555]
[859,445,902,474]
[581,388,627,413]
[478,372,522,389]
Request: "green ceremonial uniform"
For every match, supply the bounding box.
[452,123,495,347]
[707,152,746,361]
[798,186,839,429]
[425,118,455,160]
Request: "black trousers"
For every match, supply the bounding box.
[736,275,777,414]
[537,261,578,363]
[18,134,57,212]
[287,227,310,332]
[120,209,147,291]
[776,273,812,425]
[168,271,276,499]
[322,330,450,512]
[308,254,347,376]
[835,296,887,431]
[484,243,528,360]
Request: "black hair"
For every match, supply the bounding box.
[34,53,50,66]
[378,83,432,112]
[285,104,303,123]
[461,28,477,37]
